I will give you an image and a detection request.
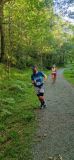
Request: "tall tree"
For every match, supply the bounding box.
[0,1,5,62]
[0,0,11,62]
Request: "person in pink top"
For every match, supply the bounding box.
[51,64,57,83]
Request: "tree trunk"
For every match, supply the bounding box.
[0,3,5,62]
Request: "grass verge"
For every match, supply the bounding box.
[0,64,39,160]
[64,63,74,85]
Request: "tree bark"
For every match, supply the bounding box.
[0,3,5,62]
[0,0,11,62]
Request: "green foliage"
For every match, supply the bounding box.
[21,111,35,122]
[0,136,7,144]
[0,124,5,131]
[1,0,74,68]
[3,0,56,67]
[8,130,19,141]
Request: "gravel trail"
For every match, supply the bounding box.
[32,69,74,160]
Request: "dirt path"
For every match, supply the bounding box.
[32,69,74,160]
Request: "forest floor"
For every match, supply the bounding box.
[32,68,74,160]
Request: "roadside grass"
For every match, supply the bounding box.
[0,64,39,160]
[0,64,49,160]
[64,63,74,85]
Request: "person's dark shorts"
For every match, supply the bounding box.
[37,92,44,97]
